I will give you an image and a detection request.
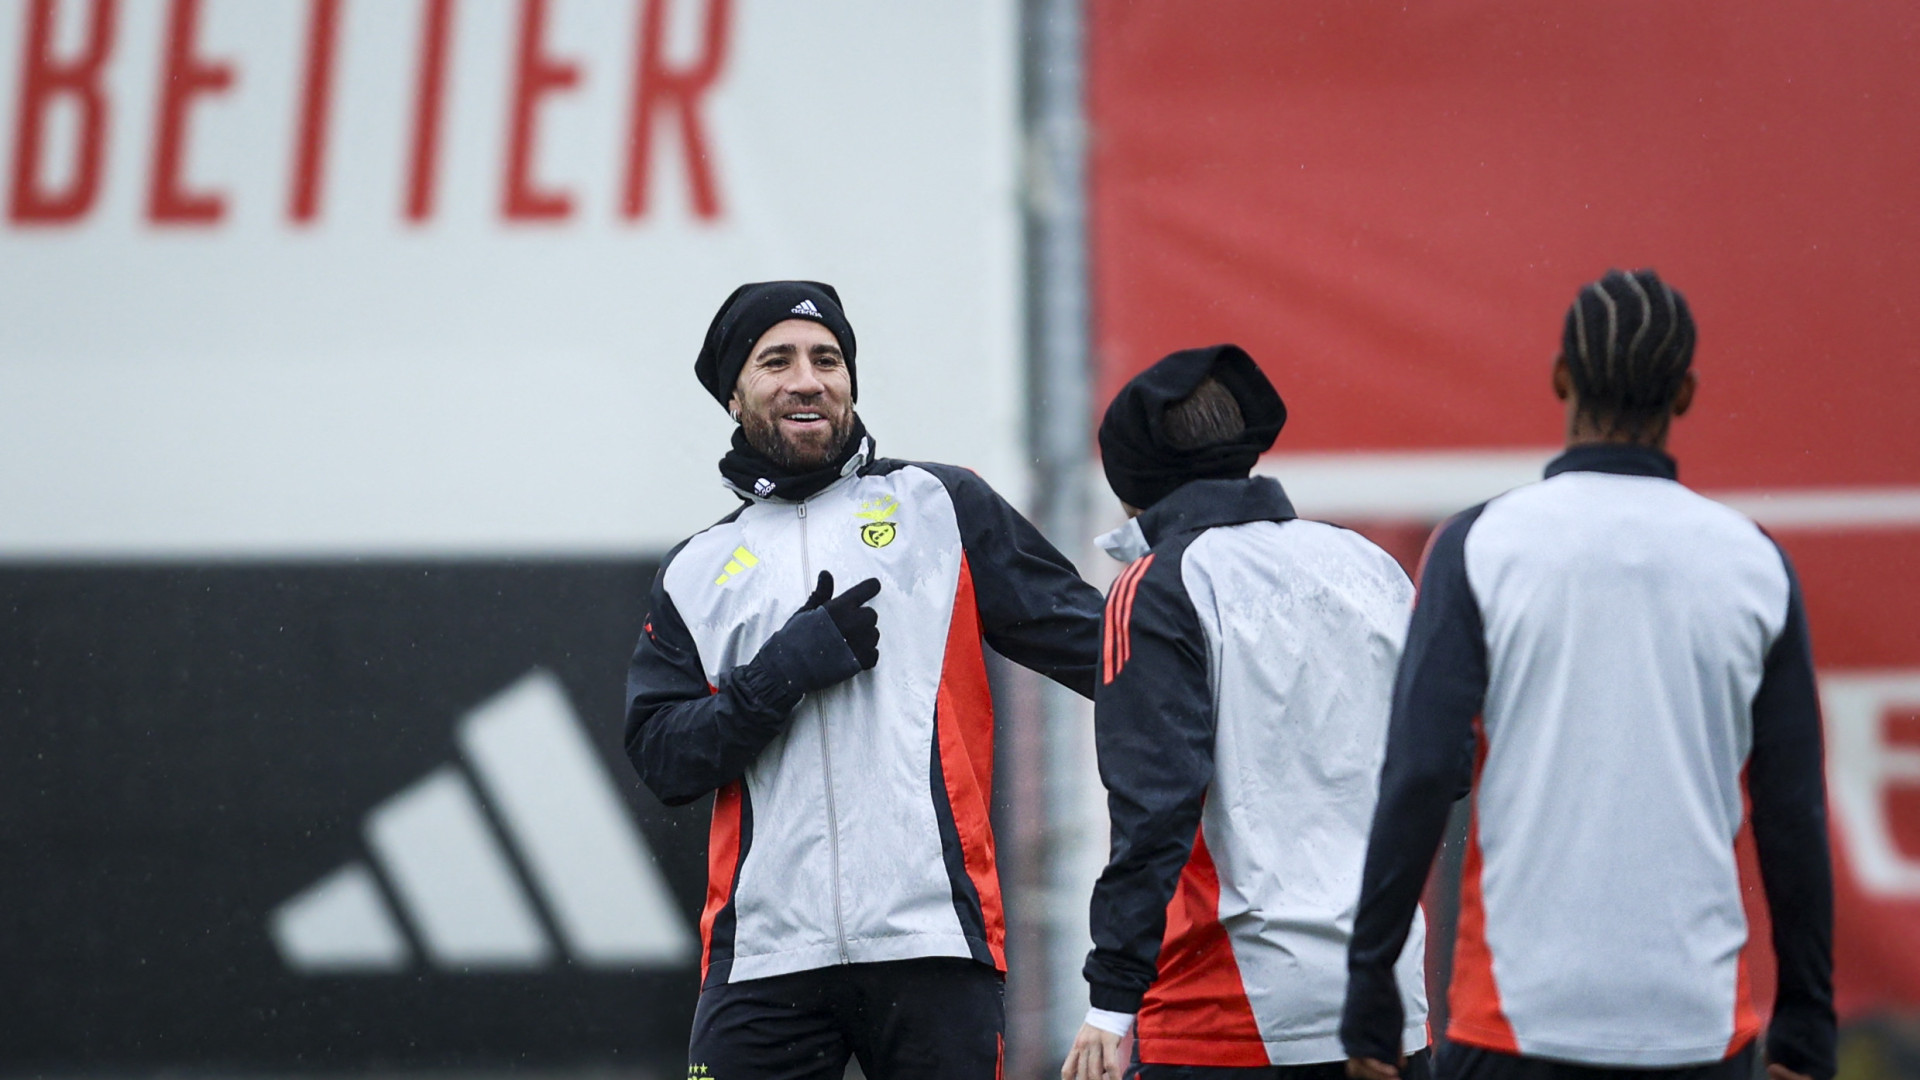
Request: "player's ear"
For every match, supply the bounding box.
[1671,370,1698,419]
[1551,354,1573,402]
[727,391,743,423]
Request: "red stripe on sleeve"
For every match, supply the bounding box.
[1103,554,1155,684]
[1120,554,1154,671]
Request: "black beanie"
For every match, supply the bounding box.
[1098,344,1287,510]
[694,281,857,409]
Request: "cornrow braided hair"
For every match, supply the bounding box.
[1561,268,1696,439]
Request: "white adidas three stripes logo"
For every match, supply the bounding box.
[269,670,697,974]
[790,299,822,317]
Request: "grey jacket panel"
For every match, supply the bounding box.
[1187,518,1427,1063]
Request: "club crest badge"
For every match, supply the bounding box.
[856,495,899,548]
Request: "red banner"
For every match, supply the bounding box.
[1090,0,1920,1017]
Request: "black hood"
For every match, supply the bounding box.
[1098,344,1286,510]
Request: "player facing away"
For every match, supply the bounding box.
[625,281,1104,1079]
[1341,269,1835,1080]
[1066,346,1431,1080]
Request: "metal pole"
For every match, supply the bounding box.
[1017,0,1096,1072]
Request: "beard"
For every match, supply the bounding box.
[740,402,856,471]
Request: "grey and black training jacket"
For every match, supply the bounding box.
[1086,475,1429,1067]
[625,443,1102,987]
[1343,443,1836,1077]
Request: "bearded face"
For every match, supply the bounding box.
[739,389,855,470]
[730,319,856,471]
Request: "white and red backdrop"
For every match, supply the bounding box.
[0,0,1023,1072]
[0,0,1026,557]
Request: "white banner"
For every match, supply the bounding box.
[0,0,1021,556]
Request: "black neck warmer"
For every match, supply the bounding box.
[1099,344,1287,510]
[719,415,873,503]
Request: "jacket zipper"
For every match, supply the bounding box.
[797,500,851,963]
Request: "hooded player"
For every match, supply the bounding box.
[1067,345,1430,1080]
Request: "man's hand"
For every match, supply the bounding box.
[809,571,881,671]
[1768,1065,1814,1080]
[1062,1022,1128,1080]
[1347,1056,1402,1080]
[747,571,883,705]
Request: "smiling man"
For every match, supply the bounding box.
[625,281,1104,1079]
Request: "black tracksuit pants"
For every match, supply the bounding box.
[1436,1043,1757,1080]
[1128,1048,1432,1080]
[687,957,1004,1080]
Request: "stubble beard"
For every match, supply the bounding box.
[740,403,855,471]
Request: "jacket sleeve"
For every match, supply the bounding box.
[624,551,805,807]
[1749,546,1836,1080]
[922,463,1105,698]
[1082,548,1215,1013]
[1342,506,1488,1062]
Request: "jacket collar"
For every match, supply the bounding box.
[1544,443,1679,482]
[1095,476,1296,561]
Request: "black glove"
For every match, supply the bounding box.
[805,570,881,670]
[745,571,883,707]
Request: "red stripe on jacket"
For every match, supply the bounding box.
[699,780,743,983]
[1135,827,1269,1066]
[936,554,1007,967]
[1447,717,1522,1053]
[1728,766,1764,1056]
[1104,554,1155,684]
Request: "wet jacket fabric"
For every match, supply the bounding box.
[626,445,1102,987]
[1085,476,1429,1066]
[1344,445,1835,1077]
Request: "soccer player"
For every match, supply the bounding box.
[625,281,1104,1079]
[1341,269,1835,1080]
[1065,346,1431,1080]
